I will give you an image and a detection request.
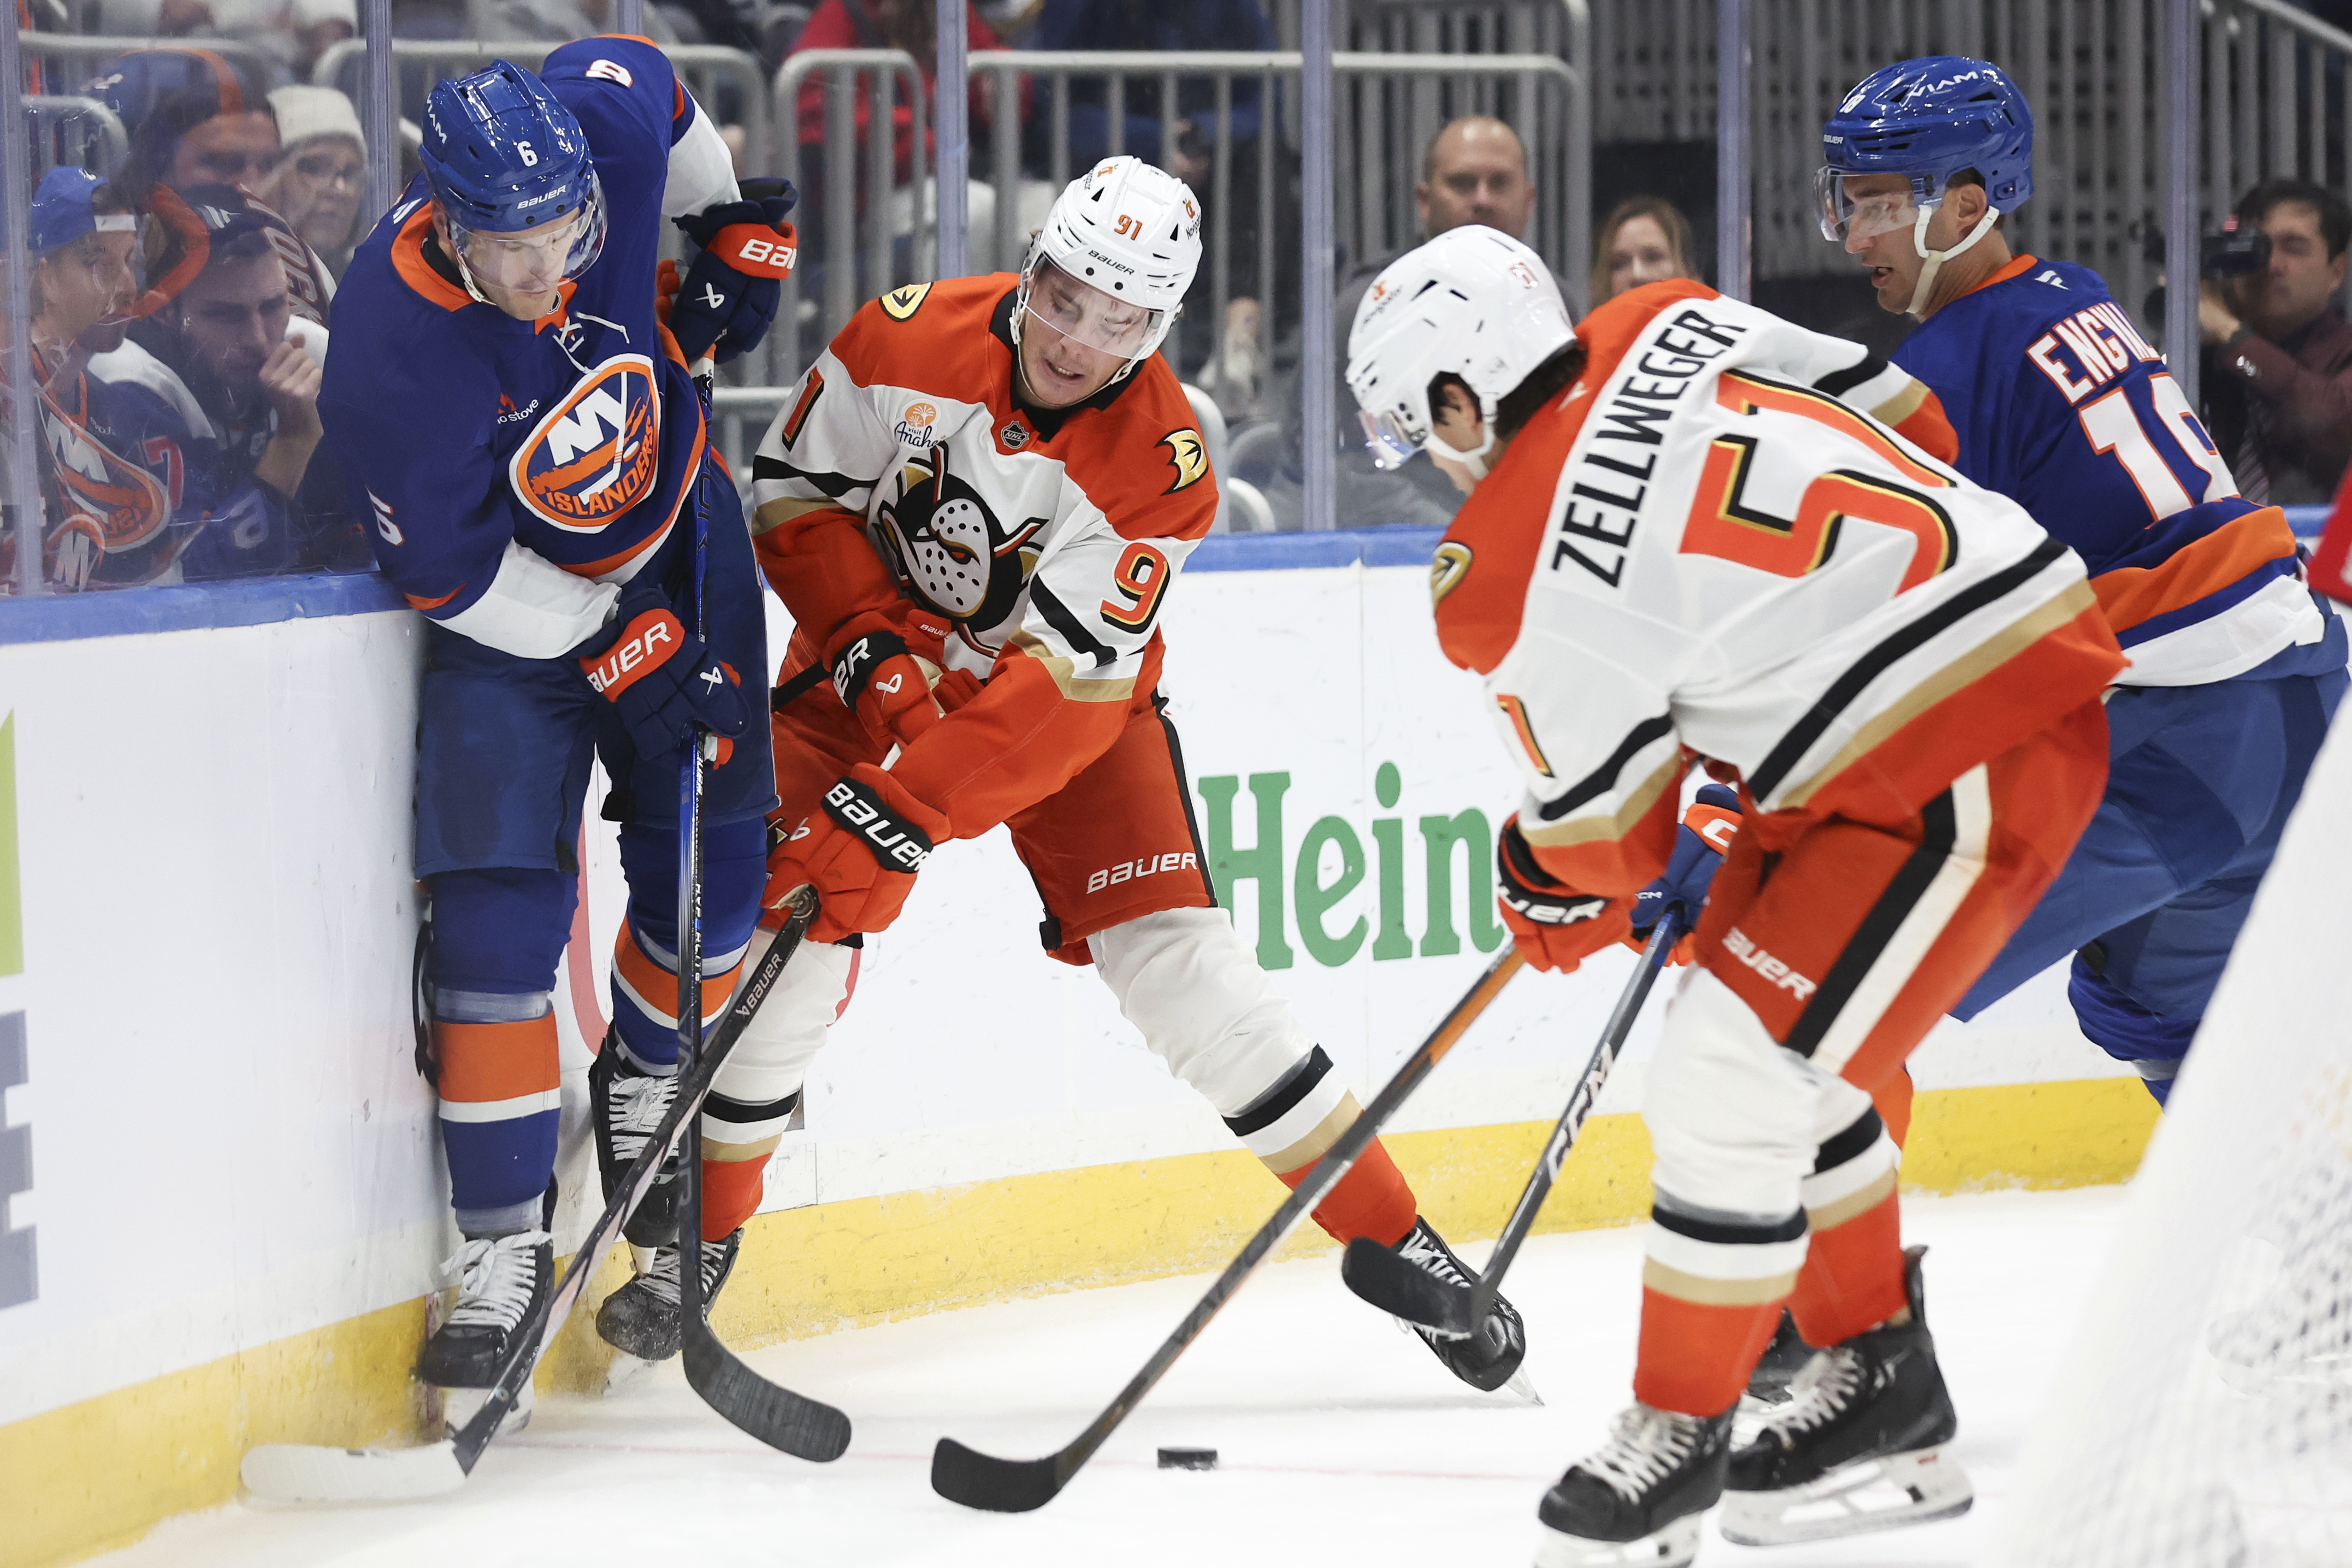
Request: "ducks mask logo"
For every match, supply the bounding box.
[876,442,1044,626]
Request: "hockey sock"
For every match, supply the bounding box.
[1274,1133,1419,1248]
[1870,1065,1915,1147]
[1634,1287,1785,1416]
[697,1087,802,1239]
[1788,1108,1908,1346]
[611,921,745,1072]
[436,1014,563,1234]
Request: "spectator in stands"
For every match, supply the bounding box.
[1588,194,1700,311]
[1237,115,1575,531]
[13,167,146,592]
[87,48,280,198]
[95,186,363,581]
[259,86,368,277]
[2200,178,2352,505]
[789,0,1008,186]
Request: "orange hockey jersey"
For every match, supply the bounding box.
[1438,280,2126,897]
[748,275,1218,836]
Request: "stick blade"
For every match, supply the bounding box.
[682,1330,852,1462]
[240,1440,469,1503]
[930,1435,1067,1513]
[1339,1235,1476,1336]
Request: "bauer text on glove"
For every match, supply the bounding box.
[577,587,747,760]
[1497,815,1631,974]
[667,180,796,365]
[764,765,949,942]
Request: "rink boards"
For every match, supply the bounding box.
[0,543,2158,1568]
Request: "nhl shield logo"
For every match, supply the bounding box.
[508,353,660,531]
[998,418,1030,450]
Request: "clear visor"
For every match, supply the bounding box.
[448,171,607,294]
[1815,168,1928,245]
[1357,407,1423,471]
[1020,257,1166,359]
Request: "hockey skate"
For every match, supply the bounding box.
[1391,1217,1535,1398]
[595,1229,741,1362]
[1718,1246,1973,1545]
[1535,1404,1735,1567]
[415,1229,553,1436]
[1742,1310,1812,1406]
[590,1037,682,1249]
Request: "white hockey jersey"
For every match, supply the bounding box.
[1435,280,2128,896]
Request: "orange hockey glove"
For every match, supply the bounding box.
[826,603,954,750]
[764,765,949,943]
[1496,815,1631,974]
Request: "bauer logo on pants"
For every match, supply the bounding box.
[509,353,661,531]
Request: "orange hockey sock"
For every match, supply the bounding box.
[1787,1185,1907,1347]
[699,1149,771,1241]
[1870,1066,1916,1147]
[1633,1288,1786,1416]
[1277,1135,1418,1249]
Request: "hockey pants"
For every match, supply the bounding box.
[1635,702,2108,1416]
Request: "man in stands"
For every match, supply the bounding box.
[2200,178,2352,506]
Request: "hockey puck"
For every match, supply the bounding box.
[1157,1446,1218,1471]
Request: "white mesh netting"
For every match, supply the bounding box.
[1994,722,2352,1568]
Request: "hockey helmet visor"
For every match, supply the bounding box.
[444,170,606,293]
[1356,407,1423,471]
[1019,255,1167,361]
[1813,169,1935,245]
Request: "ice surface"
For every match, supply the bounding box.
[91,1187,2125,1568]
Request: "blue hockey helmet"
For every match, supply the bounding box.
[421,61,605,294]
[1818,55,2033,245]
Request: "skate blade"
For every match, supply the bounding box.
[1534,1512,1698,1567]
[1717,1443,1973,1546]
[440,1379,533,1440]
[1503,1367,1545,1406]
[2210,1350,2352,1397]
[628,1242,658,1276]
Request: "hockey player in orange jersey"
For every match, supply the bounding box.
[589,155,1531,1397]
[1346,227,2126,1565]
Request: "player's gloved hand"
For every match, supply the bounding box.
[764,765,949,943]
[577,576,748,760]
[667,179,797,365]
[1627,784,1744,963]
[826,602,954,750]
[1496,815,1630,974]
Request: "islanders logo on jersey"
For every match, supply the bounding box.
[876,441,1044,628]
[508,353,661,531]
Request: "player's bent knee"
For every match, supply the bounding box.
[1646,970,1825,1213]
[1087,907,1316,1117]
[711,931,856,1107]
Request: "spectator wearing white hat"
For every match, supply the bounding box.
[261,85,367,276]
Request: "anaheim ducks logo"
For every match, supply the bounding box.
[876,441,1045,626]
[509,353,660,531]
[1161,428,1209,493]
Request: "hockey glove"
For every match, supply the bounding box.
[1496,815,1630,974]
[827,602,954,750]
[667,179,797,366]
[1627,784,1744,962]
[577,577,748,761]
[764,765,949,943]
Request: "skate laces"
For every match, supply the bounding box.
[1583,1405,1705,1502]
[607,1068,679,1151]
[440,1230,550,1332]
[1398,1222,1475,1289]
[1767,1344,1865,1437]
[630,1238,729,1310]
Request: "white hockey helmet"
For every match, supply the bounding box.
[1345,226,1576,475]
[1017,155,1203,371]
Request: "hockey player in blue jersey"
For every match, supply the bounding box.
[318,43,797,1425]
[1816,57,2346,1109]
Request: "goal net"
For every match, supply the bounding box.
[1993,723,2352,1568]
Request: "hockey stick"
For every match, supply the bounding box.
[1339,915,1680,1340]
[670,363,853,1464]
[237,886,822,1503]
[930,945,1526,1513]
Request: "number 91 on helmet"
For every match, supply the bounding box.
[1014,156,1202,375]
[421,60,607,303]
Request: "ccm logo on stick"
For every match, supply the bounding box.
[1086,851,1198,894]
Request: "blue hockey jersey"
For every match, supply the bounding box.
[319,36,739,658]
[1895,254,2339,685]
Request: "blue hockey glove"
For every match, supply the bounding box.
[1629,784,1745,945]
[577,576,748,760]
[667,179,797,365]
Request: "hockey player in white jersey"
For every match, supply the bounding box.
[590,157,1531,1398]
[1347,228,2127,1564]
